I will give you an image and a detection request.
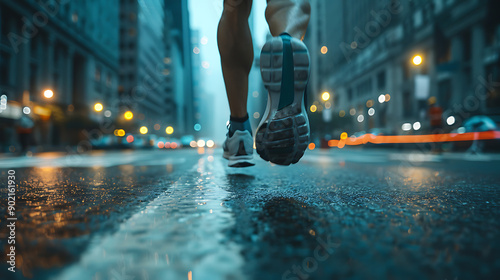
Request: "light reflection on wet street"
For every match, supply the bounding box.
[1,149,500,279]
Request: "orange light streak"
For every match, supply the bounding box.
[327,131,500,147]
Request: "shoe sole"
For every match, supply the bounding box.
[225,154,255,168]
[256,36,310,166]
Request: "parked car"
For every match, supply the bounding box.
[452,115,500,152]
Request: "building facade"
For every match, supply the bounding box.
[306,0,500,136]
[0,0,120,149]
[119,0,174,132]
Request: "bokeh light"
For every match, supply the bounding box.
[368,108,375,116]
[206,140,215,148]
[94,103,103,112]
[197,139,206,148]
[447,116,456,125]
[166,126,174,134]
[321,91,330,101]
[43,89,54,99]
[378,94,385,103]
[124,111,133,120]
[412,55,423,65]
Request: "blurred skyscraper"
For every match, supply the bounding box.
[0,0,120,148]
[118,0,173,129]
[164,0,195,136]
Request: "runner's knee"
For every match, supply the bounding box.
[223,0,252,17]
[265,0,310,22]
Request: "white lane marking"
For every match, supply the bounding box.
[55,157,245,280]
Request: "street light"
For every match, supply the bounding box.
[94,102,103,112]
[140,126,148,134]
[124,111,133,120]
[43,89,54,99]
[166,126,174,135]
[321,91,330,101]
[412,55,423,66]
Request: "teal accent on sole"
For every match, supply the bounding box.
[278,35,294,111]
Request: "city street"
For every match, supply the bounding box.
[1,148,499,279]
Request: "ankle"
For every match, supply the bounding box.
[229,114,252,137]
[230,114,249,123]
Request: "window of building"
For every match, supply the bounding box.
[347,88,353,102]
[402,62,410,80]
[437,79,451,110]
[95,67,101,81]
[436,37,451,64]
[484,23,500,47]
[30,63,38,100]
[403,91,413,118]
[72,13,78,23]
[128,28,137,37]
[0,51,10,85]
[485,62,500,110]
[377,71,386,90]
[106,74,112,87]
[462,30,471,62]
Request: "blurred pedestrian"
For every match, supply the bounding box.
[17,114,35,155]
[428,97,443,153]
[219,0,311,167]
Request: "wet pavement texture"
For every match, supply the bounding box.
[1,149,500,280]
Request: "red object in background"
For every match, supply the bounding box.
[320,138,329,149]
[429,106,443,127]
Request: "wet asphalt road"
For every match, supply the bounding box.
[1,148,500,280]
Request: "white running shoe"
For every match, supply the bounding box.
[255,34,311,165]
[223,130,255,168]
